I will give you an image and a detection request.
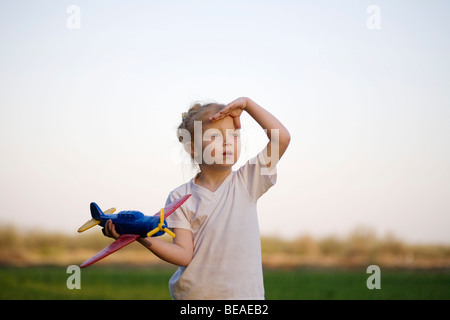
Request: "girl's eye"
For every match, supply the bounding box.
[209,133,220,139]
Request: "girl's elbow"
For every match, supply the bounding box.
[281,130,291,148]
[277,130,291,157]
[179,252,194,267]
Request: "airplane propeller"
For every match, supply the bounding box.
[146,208,175,238]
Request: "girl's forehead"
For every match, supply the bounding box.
[203,116,236,130]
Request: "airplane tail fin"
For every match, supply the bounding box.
[90,202,104,220]
[78,203,115,233]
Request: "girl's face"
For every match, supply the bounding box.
[196,116,241,168]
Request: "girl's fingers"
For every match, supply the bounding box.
[110,221,119,239]
[210,97,246,122]
[209,105,235,122]
[104,219,119,239]
[105,220,112,237]
[209,111,226,122]
[209,99,245,123]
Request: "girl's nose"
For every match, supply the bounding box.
[224,136,232,146]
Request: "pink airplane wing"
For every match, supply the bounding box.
[80,234,140,268]
[154,194,191,218]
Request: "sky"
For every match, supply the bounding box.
[0,0,449,244]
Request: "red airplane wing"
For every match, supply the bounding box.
[154,194,191,218]
[80,234,140,268]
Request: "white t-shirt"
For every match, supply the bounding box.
[165,152,277,300]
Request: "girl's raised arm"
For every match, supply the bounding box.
[209,97,291,163]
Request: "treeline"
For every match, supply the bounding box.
[261,227,450,269]
[1,225,449,268]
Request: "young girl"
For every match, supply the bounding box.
[104,97,290,299]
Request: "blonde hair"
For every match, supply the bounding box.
[177,102,225,143]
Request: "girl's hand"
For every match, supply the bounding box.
[209,97,250,129]
[103,219,120,239]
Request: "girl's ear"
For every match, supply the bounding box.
[183,141,192,154]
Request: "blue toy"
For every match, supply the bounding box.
[78,194,191,268]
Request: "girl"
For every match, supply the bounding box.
[104,97,290,299]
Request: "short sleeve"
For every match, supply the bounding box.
[165,191,193,232]
[237,150,277,201]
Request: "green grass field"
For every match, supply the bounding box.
[0,266,449,300]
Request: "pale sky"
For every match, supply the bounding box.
[0,0,449,244]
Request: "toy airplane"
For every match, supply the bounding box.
[78,194,191,268]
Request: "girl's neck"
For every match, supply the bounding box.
[195,166,232,192]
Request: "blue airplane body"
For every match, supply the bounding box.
[90,202,166,238]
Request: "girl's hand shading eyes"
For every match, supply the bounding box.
[208,97,249,129]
